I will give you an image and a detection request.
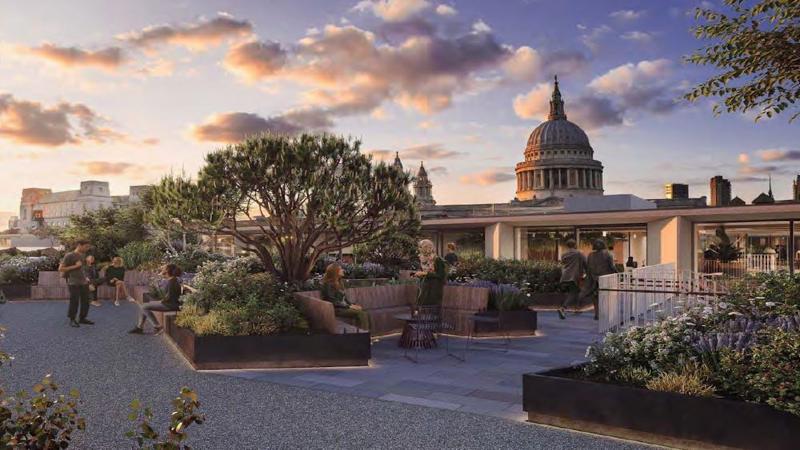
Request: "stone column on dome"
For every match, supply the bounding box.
[527,171,532,190]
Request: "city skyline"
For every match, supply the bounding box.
[0,0,798,214]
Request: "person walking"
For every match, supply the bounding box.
[583,239,618,320]
[84,255,103,307]
[558,239,586,320]
[128,264,183,335]
[59,240,93,327]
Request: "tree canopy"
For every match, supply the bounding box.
[685,0,800,122]
[55,205,148,262]
[146,133,418,282]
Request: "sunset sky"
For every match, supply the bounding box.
[0,0,797,216]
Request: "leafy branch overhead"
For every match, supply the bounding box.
[685,0,800,122]
[146,133,418,282]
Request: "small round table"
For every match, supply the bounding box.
[394,313,438,349]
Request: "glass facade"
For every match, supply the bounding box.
[515,225,647,269]
[423,229,485,258]
[695,221,796,276]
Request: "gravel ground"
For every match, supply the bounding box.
[0,301,653,449]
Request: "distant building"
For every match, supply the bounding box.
[794,175,800,201]
[752,176,776,205]
[730,196,746,206]
[710,176,732,207]
[413,162,436,207]
[651,196,707,209]
[17,181,148,231]
[664,183,689,199]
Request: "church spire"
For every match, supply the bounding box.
[768,174,774,199]
[548,75,567,120]
[393,151,403,170]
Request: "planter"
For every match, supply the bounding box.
[165,316,371,370]
[523,366,800,450]
[345,278,391,288]
[474,309,537,336]
[528,292,567,307]
[0,284,31,300]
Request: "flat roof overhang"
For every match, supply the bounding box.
[421,203,800,229]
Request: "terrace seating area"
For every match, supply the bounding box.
[30,270,152,302]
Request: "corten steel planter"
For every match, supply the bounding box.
[523,367,800,450]
[165,316,371,370]
[0,284,31,300]
[473,309,538,336]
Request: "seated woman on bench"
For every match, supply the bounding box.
[128,264,182,335]
[320,263,370,331]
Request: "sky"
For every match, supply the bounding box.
[0,0,797,215]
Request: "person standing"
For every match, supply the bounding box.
[59,240,93,327]
[128,264,183,335]
[415,239,446,306]
[443,242,459,267]
[583,239,618,320]
[558,239,586,320]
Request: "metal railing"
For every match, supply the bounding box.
[598,263,725,333]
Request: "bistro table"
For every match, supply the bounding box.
[394,313,438,349]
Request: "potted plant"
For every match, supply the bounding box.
[475,283,537,335]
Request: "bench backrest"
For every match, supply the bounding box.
[293,291,337,334]
[344,284,416,310]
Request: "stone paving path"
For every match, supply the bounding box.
[0,301,651,449]
[216,311,600,421]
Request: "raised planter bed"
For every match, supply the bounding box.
[523,366,800,450]
[473,309,538,336]
[0,284,31,300]
[344,278,391,288]
[165,315,371,370]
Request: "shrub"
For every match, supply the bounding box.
[449,255,561,294]
[490,283,531,311]
[645,368,715,398]
[117,241,163,270]
[0,376,86,448]
[126,387,204,450]
[176,257,305,336]
[164,245,229,273]
[0,256,59,284]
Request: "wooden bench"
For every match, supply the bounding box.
[294,284,490,337]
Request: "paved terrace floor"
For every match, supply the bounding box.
[221,311,599,421]
[0,301,651,449]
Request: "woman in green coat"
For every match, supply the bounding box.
[415,239,446,306]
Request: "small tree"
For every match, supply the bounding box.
[353,215,421,270]
[708,226,742,263]
[55,206,148,262]
[146,133,417,283]
[685,0,800,121]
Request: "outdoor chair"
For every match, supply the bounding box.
[465,313,510,358]
[403,305,464,363]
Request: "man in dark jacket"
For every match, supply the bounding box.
[583,239,617,320]
[558,239,586,320]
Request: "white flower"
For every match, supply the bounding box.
[765,302,776,307]
[718,302,728,309]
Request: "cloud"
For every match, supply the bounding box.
[738,153,750,164]
[190,110,331,143]
[367,143,463,161]
[0,93,124,146]
[22,44,126,70]
[401,143,462,159]
[223,40,287,81]
[621,31,654,43]
[118,13,253,50]
[428,165,448,175]
[580,24,612,53]
[513,81,624,129]
[503,47,588,83]
[353,0,431,22]
[142,138,160,145]
[435,4,457,16]
[610,9,644,20]
[588,59,678,114]
[758,148,800,162]
[459,167,515,185]
[77,161,136,175]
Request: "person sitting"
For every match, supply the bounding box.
[105,256,135,306]
[414,239,446,306]
[84,255,103,307]
[128,264,182,335]
[320,263,370,331]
